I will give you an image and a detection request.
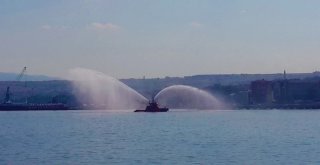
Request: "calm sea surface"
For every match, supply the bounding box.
[1,110,320,165]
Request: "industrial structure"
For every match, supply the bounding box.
[0,67,69,111]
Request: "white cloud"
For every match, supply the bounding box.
[240,9,248,14]
[189,22,204,28]
[40,25,68,31]
[90,22,121,31]
[41,25,52,30]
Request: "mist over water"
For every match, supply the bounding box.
[69,68,148,109]
[154,85,227,109]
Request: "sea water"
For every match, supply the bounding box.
[1,110,320,165]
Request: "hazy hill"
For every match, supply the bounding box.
[1,72,320,105]
[0,72,57,81]
[122,72,320,96]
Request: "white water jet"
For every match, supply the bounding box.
[68,68,148,109]
[154,85,227,109]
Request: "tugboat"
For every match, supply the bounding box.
[134,99,169,112]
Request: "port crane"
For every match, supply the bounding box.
[4,67,27,104]
[17,66,27,82]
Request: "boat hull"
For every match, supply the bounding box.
[134,108,169,112]
[0,103,69,111]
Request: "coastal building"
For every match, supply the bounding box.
[249,80,274,104]
[273,79,320,104]
[249,78,320,106]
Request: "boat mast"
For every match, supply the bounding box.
[4,87,11,103]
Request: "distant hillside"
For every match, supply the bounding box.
[0,72,57,81]
[0,72,320,105]
[122,72,320,91]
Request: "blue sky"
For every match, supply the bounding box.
[1,0,320,78]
